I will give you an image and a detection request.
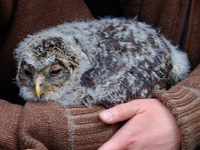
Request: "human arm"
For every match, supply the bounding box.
[19,102,113,150]
[0,99,113,150]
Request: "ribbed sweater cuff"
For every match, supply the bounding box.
[65,105,113,150]
[153,83,200,150]
[19,102,112,150]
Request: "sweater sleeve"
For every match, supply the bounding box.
[0,100,22,150]
[0,100,113,150]
[18,101,113,150]
[153,64,200,150]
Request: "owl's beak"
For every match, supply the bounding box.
[34,74,45,99]
[35,83,41,99]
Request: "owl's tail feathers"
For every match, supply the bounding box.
[168,46,190,85]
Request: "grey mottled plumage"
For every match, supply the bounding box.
[14,18,190,108]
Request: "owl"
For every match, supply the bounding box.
[14,18,190,108]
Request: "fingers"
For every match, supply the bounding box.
[99,99,182,150]
[98,118,136,150]
[98,100,143,149]
[99,100,141,124]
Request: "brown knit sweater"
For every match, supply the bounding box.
[0,0,200,149]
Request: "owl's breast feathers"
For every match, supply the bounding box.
[14,18,190,107]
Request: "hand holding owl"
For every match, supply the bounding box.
[99,99,181,150]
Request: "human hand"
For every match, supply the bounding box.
[98,99,181,150]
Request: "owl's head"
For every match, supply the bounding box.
[14,35,79,102]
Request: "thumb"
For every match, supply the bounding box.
[99,100,140,124]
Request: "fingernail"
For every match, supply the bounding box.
[101,110,113,121]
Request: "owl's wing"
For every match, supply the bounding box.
[80,39,128,88]
[80,37,174,107]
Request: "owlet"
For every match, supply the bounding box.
[14,18,190,108]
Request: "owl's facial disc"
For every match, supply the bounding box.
[22,64,44,98]
[34,64,64,99]
[34,64,65,99]
[19,61,70,100]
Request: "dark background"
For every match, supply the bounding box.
[84,0,126,18]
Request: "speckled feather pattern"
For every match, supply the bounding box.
[14,18,190,108]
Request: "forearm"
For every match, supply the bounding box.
[19,102,113,150]
[0,99,113,149]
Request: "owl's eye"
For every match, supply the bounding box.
[23,64,32,76]
[24,69,32,76]
[50,69,62,76]
[50,64,63,77]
